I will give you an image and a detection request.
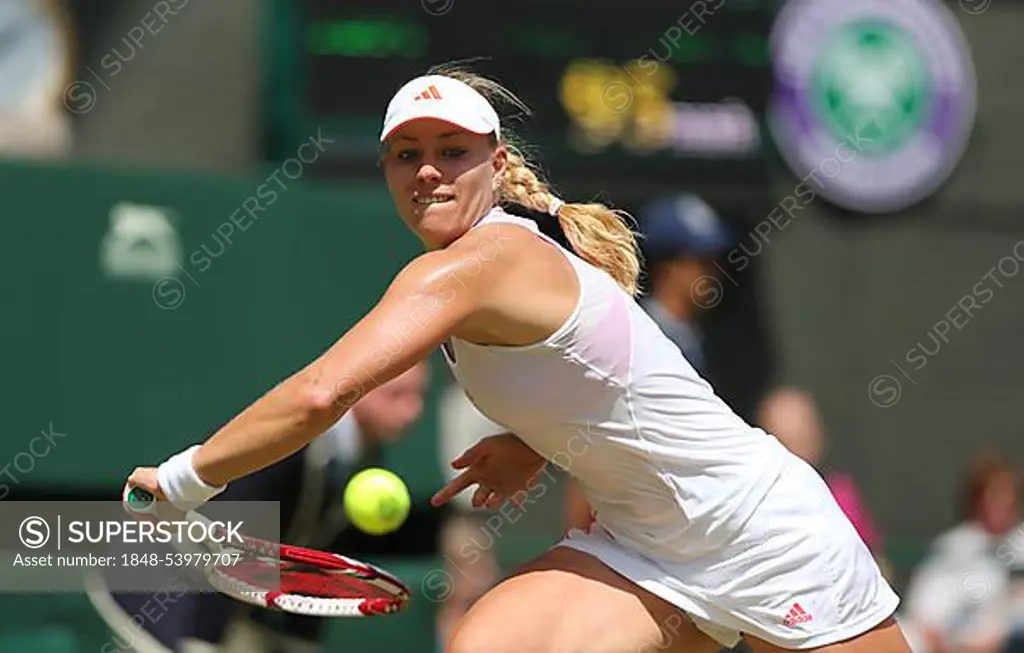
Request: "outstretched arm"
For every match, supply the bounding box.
[127,248,489,505]
[192,250,478,486]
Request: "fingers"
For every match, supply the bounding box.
[123,466,179,523]
[125,467,167,500]
[450,432,512,469]
[483,489,531,511]
[471,484,493,509]
[484,493,503,510]
[430,469,477,507]
[450,439,488,470]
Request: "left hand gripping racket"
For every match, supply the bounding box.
[124,487,410,617]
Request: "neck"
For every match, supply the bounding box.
[653,286,696,322]
[975,517,1010,538]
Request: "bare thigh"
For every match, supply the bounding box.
[744,616,912,653]
[444,545,722,653]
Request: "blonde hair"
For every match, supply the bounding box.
[427,63,642,297]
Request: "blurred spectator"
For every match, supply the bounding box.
[435,507,502,653]
[757,387,890,570]
[86,362,429,653]
[901,449,1022,653]
[0,0,74,158]
[434,380,504,651]
[637,192,736,375]
[437,378,506,514]
[1010,555,1024,653]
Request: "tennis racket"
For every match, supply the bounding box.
[123,487,410,617]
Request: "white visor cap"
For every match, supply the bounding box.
[379,75,501,143]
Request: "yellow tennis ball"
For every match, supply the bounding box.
[343,468,411,536]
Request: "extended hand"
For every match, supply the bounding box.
[431,433,547,510]
[121,466,184,523]
[123,467,166,502]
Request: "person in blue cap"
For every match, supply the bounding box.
[638,193,736,375]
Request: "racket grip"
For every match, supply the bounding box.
[125,487,157,514]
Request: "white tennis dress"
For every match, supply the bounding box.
[441,206,901,649]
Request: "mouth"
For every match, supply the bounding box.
[413,193,455,207]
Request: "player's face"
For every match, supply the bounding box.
[381,120,507,249]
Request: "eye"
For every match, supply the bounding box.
[395,148,419,162]
[441,147,468,159]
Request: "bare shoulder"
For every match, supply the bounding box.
[389,247,467,292]
[385,221,577,346]
[383,227,532,301]
[448,221,536,262]
[447,222,570,287]
[450,222,579,345]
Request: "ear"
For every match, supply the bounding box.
[491,143,508,178]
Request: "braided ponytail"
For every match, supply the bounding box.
[499,149,641,296]
[427,62,642,297]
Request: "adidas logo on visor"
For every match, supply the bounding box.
[414,85,442,101]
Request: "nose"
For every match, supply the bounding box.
[416,163,442,184]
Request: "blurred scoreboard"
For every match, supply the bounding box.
[264,0,779,198]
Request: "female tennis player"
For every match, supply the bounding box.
[125,65,911,653]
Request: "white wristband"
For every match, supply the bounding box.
[156,445,226,510]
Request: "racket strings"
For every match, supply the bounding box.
[222,550,388,597]
[209,567,404,617]
[123,499,408,617]
[211,526,280,558]
[279,566,395,600]
[209,550,408,617]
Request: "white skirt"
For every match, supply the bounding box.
[556,453,902,650]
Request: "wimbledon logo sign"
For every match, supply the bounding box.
[768,0,977,214]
